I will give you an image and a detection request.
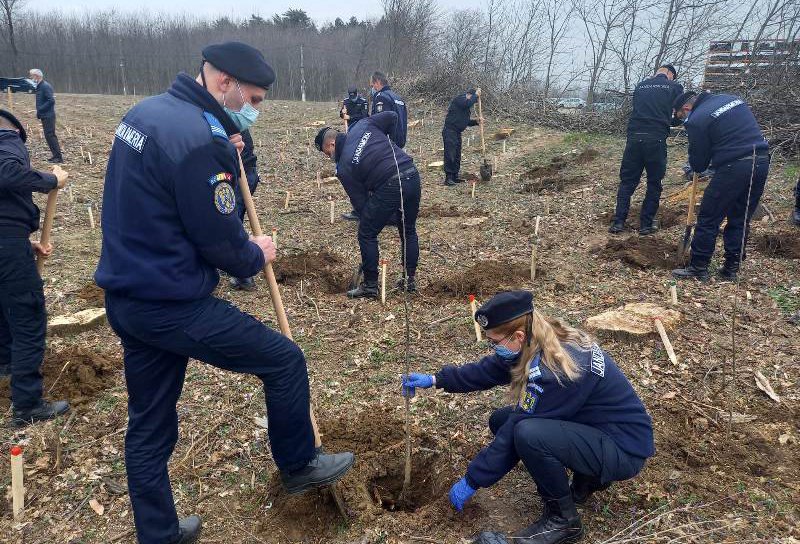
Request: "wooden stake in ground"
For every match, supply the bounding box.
[284,191,290,210]
[316,171,321,189]
[471,181,477,199]
[36,170,63,274]
[11,446,24,520]
[670,284,678,305]
[469,294,481,342]
[653,317,678,365]
[87,204,96,229]
[380,259,387,304]
[87,151,93,165]
[534,215,541,237]
[530,244,537,281]
[329,197,335,224]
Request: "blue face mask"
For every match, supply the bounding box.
[370,87,377,97]
[493,344,521,361]
[224,81,260,132]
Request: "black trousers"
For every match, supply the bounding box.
[690,155,769,267]
[442,125,463,178]
[614,138,667,226]
[358,171,421,283]
[490,406,645,500]
[0,239,47,410]
[40,115,63,160]
[795,178,800,209]
[105,293,316,544]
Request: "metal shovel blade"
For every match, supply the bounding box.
[480,161,493,181]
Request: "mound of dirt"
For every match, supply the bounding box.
[257,408,459,541]
[574,148,599,164]
[523,148,598,179]
[754,233,800,259]
[418,203,463,218]
[602,237,679,269]
[75,282,105,306]
[520,175,587,193]
[0,347,119,409]
[598,205,687,230]
[428,260,535,298]
[274,251,351,294]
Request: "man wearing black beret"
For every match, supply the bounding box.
[610,64,683,235]
[0,108,70,425]
[94,42,354,544]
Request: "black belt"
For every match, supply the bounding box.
[390,167,417,181]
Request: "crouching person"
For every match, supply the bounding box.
[401,290,654,544]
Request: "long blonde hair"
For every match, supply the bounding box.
[488,310,591,403]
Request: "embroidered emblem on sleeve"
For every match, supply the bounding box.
[214,182,236,215]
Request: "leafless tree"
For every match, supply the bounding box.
[0,0,25,72]
[540,0,574,99]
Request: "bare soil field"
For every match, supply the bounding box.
[1,92,798,544]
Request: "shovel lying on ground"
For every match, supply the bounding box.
[676,173,699,263]
[477,91,492,181]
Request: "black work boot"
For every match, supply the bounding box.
[454,176,466,183]
[395,275,417,293]
[513,495,584,544]
[173,515,202,543]
[638,222,658,236]
[672,263,710,281]
[280,451,355,495]
[718,254,740,281]
[12,399,70,427]
[443,175,457,187]
[347,280,379,299]
[341,210,360,222]
[229,276,256,291]
[792,207,800,226]
[570,473,610,504]
[608,220,624,234]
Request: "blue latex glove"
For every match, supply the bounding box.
[449,477,476,512]
[401,373,434,397]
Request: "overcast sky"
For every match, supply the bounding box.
[25,0,478,24]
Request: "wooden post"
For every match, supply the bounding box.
[272,227,278,249]
[502,140,506,154]
[36,185,60,274]
[380,259,387,304]
[534,215,541,237]
[653,318,678,365]
[670,285,678,305]
[67,184,74,202]
[530,245,537,281]
[87,204,96,229]
[329,197,335,224]
[471,181,477,199]
[80,145,85,160]
[284,191,290,210]
[87,151,93,165]
[469,294,481,342]
[316,171,321,189]
[11,446,24,520]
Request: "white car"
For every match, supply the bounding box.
[557,97,586,109]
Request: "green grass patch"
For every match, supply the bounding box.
[767,286,800,315]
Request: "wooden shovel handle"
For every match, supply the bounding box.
[477,94,486,157]
[36,188,59,275]
[236,154,322,448]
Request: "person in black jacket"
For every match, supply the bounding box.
[29,69,63,164]
[671,91,769,281]
[229,129,261,291]
[402,291,653,544]
[340,86,368,129]
[0,108,70,426]
[610,64,683,235]
[442,88,481,186]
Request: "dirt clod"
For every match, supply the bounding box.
[754,233,800,258]
[428,260,535,298]
[602,237,679,269]
[75,282,105,306]
[0,347,119,409]
[273,250,352,293]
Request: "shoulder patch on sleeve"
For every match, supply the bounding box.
[213,182,236,215]
[114,122,148,153]
[203,112,229,141]
[590,343,605,377]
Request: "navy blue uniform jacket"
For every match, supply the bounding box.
[435,343,654,489]
[342,95,368,125]
[371,86,408,147]
[0,129,57,237]
[684,92,768,173]
[35,81,57,119]
[95,74,264,301]
[444,92,479,132]
[626,74,683,140]
[334,111,415,213]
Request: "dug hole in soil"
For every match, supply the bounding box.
[258,408,461,541]
[601,237,679,270]
[754,232,800,259]
[0,346,118,409]
[273,250,352,294]
[598,205,687,230]
[428,260,540,298]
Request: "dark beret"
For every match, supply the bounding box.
[474,290,534,330]
[202,42,275,90]
[347,85,358,94]
[314,127,331,151]
[673,91,697,112]
[0,108,26,142]
[660,64,677,80]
